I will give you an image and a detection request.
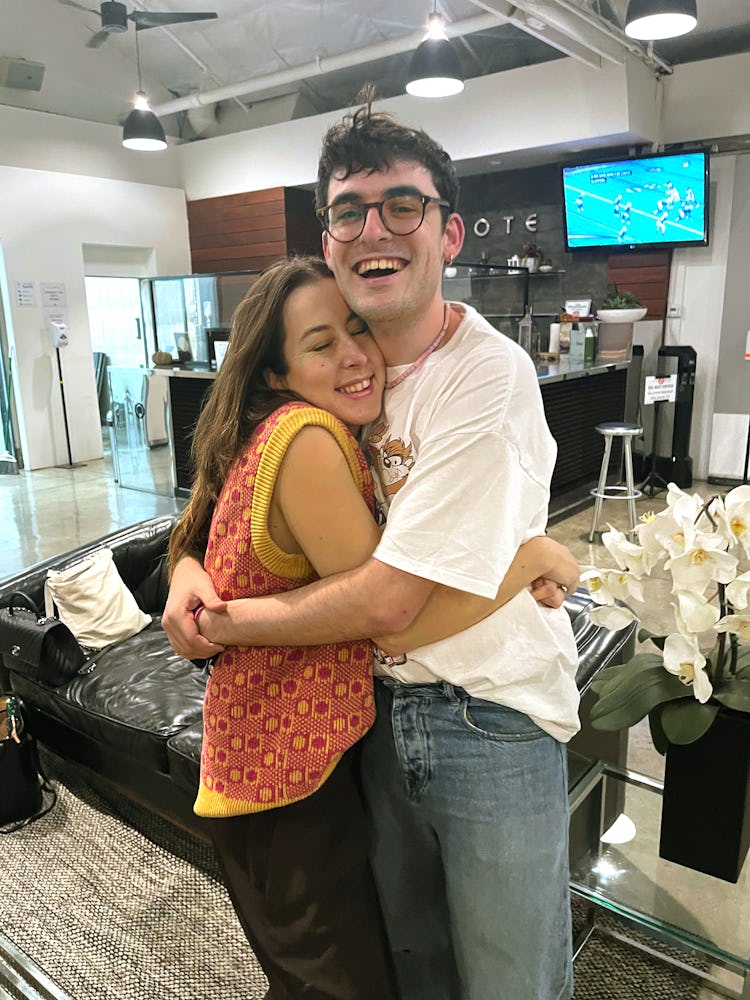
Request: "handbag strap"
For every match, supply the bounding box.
[0,591,41,617]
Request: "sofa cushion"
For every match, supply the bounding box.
[167,721,203,795]
[10,618,208,772]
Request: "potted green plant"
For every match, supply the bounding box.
[581,484,750,882]
[520,242,543,273]
[597,284,647,323]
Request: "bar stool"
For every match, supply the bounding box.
[589,422,643,542]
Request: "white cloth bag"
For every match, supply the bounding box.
[44,548,151,650]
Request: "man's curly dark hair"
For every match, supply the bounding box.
[316,84,459,221]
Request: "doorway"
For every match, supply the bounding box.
[84,275,172,496]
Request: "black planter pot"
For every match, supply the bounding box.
[659,708,750,883]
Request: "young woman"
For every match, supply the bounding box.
[168,256,577,1000]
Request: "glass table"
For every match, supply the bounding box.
[0,929,73,1000]
[568,763,750,998]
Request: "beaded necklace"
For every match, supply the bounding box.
[384,303,451,390]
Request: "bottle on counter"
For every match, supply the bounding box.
[548,321,561,356]
[518,305,533,356]
[584,324,597,365]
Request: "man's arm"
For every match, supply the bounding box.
[374,534,578,654]
[162,556,227,658]
[198,556,433,647]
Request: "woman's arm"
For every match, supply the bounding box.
[374,534,579,655]
[162,556,227,658]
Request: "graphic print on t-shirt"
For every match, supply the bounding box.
[366,419,415,517]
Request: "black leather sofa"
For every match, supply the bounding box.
[0,516,636,841]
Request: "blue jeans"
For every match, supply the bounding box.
[361,679,573,1000]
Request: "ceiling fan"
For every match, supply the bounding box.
[58,0,218,48]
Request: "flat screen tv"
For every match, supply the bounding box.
[561,150,709,252]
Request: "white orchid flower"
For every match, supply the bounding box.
[641,502,694,560]
[580,567,643,605]
[665,483,705,522]
[663,633,713,703]
[715,614,750,646]
[588,604,638,629]
[668,543,738,593]
[635,511,670,564]
[673,589,720,634]
[726,571,750,611]
[602,525,658,578]
[724,485,750,557]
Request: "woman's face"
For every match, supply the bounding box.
[269,277,385,431]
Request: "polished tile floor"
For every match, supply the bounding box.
[0,454,183,579]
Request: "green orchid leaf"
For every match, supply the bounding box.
[713,676,750,713]
[637,628,666,651]
[590,665,687,731]
[735,648,750,677]
[589,654,665,698]
[648,707,669,756]
[660,699,719,745]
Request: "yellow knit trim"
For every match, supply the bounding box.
[193,752,342,817]
[251,406,369,579]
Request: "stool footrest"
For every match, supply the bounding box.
[590,485,643,502]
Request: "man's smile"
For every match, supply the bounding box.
[355,258,406,278]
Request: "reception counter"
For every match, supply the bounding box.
[161,357,629,509]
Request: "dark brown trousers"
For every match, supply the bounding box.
[207,750,398,1000]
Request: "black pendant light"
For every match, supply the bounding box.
[122,30,167,151]
[625,0,698,40]
[406,10,464,98]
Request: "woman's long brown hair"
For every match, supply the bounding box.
[168,255,333,571]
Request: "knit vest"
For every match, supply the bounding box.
[194,402,376,817]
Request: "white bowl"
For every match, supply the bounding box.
[596,307,647,323]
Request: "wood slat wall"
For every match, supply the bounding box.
[187,187,320,273]
[606,250,672,321]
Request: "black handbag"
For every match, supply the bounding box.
[0,591,84,688]
[0,692,56,831]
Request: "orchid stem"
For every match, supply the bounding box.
[714,582,727,687]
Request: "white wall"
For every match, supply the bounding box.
[0,164,190,470]
[662,53,750,145]
[177,56,661,199]
[664,156,736,480]
[707,152,750,480]
[0,105,183,188]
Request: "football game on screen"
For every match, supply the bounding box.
[562,152,706,250]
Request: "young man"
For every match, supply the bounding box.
[165,98,579,1000]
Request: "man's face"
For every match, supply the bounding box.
[320,160,463,332]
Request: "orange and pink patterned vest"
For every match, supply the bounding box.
[194,402,376,817]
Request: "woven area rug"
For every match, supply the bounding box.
[1,754,268,1000]
[1,753,713,1000]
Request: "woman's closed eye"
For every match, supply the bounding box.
[348,321,370,338]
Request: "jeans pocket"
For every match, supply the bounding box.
[460,696,547,742]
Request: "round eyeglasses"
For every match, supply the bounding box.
[316,194,451,243]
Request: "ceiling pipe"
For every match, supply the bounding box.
[532,0,674,73]
[468,0,672,72]
[151,13,501,117]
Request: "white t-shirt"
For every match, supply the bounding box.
[367,303,580,742]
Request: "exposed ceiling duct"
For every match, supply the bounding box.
[152,13,501,117]
[151,0,671,122]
